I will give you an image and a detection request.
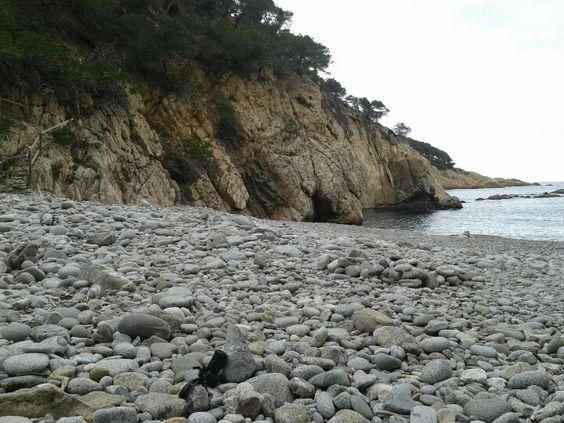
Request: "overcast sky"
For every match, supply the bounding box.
[276,0,564,182]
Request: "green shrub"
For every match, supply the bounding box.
[52,128,78,146]
[187,137,213,162]
[0,116,11,135]
[214,96,244,145]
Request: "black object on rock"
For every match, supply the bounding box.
[178,349,228,404]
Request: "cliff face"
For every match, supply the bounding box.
[0,73,461,224]
[439,169,533,190]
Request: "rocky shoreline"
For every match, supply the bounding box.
[476,190,564,202]
[0,193,562,423]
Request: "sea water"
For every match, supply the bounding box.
[363,183,564,242]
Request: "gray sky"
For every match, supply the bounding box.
[276,0,564,182]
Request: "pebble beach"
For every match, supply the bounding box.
[0,192,562,423]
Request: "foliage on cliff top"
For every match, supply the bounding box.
[406,138,455,170]
[0,0,330,103]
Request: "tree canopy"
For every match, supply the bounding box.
[406,138,455,170]
[0,0,331,102]
[393,122,411,137]
[346,96,389,123]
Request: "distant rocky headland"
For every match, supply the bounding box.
[438,169,535,190]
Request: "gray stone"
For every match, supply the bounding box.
[373,353,402,371]
[350,395,373,419]
[420,337,450,353]
[309,369,350,388]
[507,370,550,390]
[7,241,40,270]
[460,368,488,383]
[247,373,292,407]
[135,393,186,419]
[150,342,176,359]
[373,326,415,347]
[93,406,138,423]
[31,325,69,342]
[80,262,136,292]
[383,383,419,414]
[114,372,149,391]
[274,316,299,329]
[159,295,194,309]
[531,402,564,421]
[420,360,452,384]
[464,395,511,422]
[23,336,68,355]
[290,365,324,381]
[289,377,315,398]
[264,354,292,377]
[411,406,438,423]
[188,412,217,423]
[327,409,369,423]
[274,245,301,257]
[311,327,328,347]
[347,357,372,371]
[223,382,262,418]
[3,353,50,376]
[0,375,48,392]
[50,225,68,235]
[333,391,351,409]
[92,358,139,376]
[546,335,564,354]
[274,403,309,423]
[0,417,33,423]
[315,390,335,419]
[118,314,171,340]
[87,232,116,246]
[223,325,257,383]
[352,309,394,333]
[1,322,32,342]
[470,345,499,358]
[66,378,102,395]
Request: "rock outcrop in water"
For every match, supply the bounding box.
[476,190,563,201]
[1,73,461,224]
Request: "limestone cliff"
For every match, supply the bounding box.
[0,73,461,224]
[439,168,534,190]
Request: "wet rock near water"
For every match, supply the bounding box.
[0,192,562,423]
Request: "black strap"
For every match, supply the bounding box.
[178,349,229,403]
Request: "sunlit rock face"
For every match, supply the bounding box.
[1,72,460,223]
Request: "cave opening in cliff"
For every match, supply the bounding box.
[311,192,340,222]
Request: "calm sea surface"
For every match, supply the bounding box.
[363,183,564,242]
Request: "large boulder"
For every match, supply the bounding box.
[222,325,257,383]
[0,384,94,419]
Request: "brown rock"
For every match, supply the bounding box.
[352,309,395,333]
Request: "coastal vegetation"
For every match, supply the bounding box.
[0,0,393,123]
[0,0,330,103]
[406,138,455,170]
